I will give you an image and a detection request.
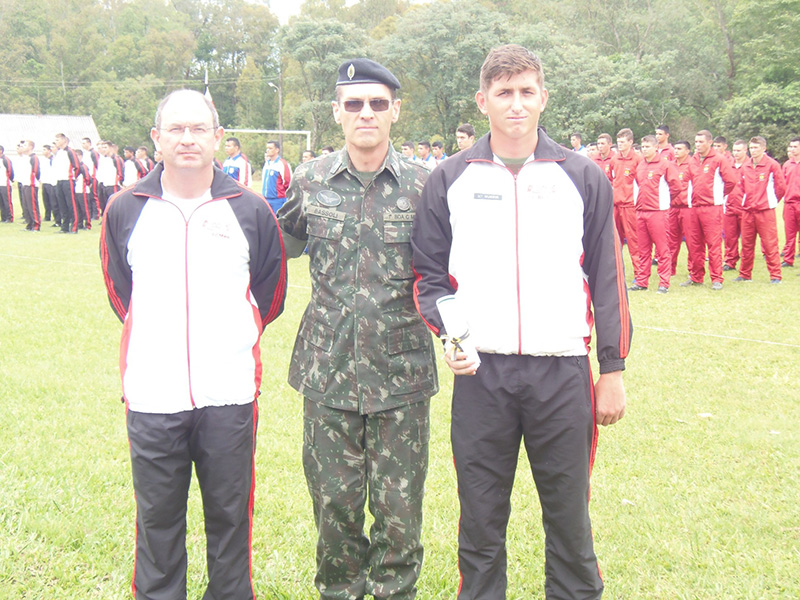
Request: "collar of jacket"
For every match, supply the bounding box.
[130,162,245,200]
[463,127,566,164]
[326,143,403,184]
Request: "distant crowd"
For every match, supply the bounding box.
[562,125,800,289]
[5,123,798,291]
[0,136,158,233]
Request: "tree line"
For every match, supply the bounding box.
[1,0,798,166]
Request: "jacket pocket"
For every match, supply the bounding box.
[387,322,437,396]
[383,215,414,280]
[307,211,344,276]
[291,317,335,393]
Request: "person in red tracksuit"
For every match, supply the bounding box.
[723,140,748,271]
[629,135,680,293]
[655,125,675,162]
[667,141,693,277]
[681,130,736,290]
[611,128,641,281]
[780,137,800,267]
[737,136,786,283]
[593,133,614,182]
[713,136,734,164]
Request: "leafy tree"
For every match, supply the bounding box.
[714,82,800,161]
[379,0,508,153]
[730,0,800,89]
[280,17,367,149]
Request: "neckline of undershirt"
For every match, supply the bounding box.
[160,176,213,219]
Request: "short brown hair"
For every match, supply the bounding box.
[749,136,766,147]
[696,130,713,141]
[641,135,657,145]
[597,133,612,145]
[480,44,544,92]
[617,128,634,142]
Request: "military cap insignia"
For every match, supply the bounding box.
[396,197,411,211]
[347,63,355,80]
[316,190,343,207]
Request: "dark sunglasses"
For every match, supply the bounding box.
[342,98,391,113]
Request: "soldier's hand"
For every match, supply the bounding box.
[443,348,478,376]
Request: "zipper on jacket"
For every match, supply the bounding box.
[184,219,196,408]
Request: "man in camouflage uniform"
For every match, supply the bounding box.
[277,58,438,600]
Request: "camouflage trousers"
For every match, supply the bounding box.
[303,398,431,600]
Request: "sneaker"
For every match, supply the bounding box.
[711,281,723,291]
[657,286,669,294]
[734,276,751,282]
[628,284,647,291]
[679,279,702,287]
[770,278,782,284]
[781,261,792,267]
[722,264,735,271]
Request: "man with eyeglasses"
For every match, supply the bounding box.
[277,58,438,600]
[101,89,287,600]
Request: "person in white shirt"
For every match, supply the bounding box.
[40,145,59,224]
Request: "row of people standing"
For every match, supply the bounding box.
[100,50,630,600]
[586,126,797,291]
[220,136,292,215]
[0,136,158,233]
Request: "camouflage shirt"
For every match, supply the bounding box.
[278,144,439,414]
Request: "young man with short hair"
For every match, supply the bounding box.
[401,140,418,161]
[611,128,642,280]
[594,133,614,182]
[655,125,675,161]
[53,134,82,233]
[16,140,41,231]
[629,135,680,293]
[737,136,786,283]
[80,137,101,219]
[72,149,94,230]
[417,140,435,170]
[780,137,800,267]
[432,139,447,163]
[456,123,476,151]
[412,44,630,600]
[570,132,588,155]
[713,136,732,162]
[667,141,694,277]
[95,141,116,216]
[682,130,737,289]
[723,140,748,271]
[261,140,291,214]
[40,144,59,224]
[222,136,251,186]
[0,146,15,223]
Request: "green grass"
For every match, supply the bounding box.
[1,202,799,599]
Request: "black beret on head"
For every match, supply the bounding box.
[336,58,401,90]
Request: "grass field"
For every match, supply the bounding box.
[1,204,799,599]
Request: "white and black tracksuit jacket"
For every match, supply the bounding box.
[411,129,631,372]
[101,165,287,414]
